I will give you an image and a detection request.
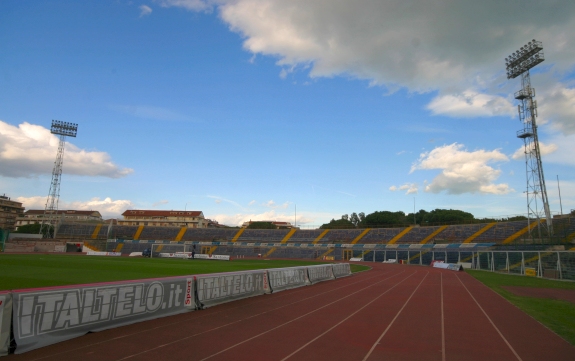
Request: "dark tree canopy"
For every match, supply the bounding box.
[246,222,276,229]
[364,211,406,226]
[320,218,356,229]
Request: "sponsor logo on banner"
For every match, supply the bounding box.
[16,281,186,339]
[332,263,351,278]
[307,265,334,283]
[0,296,4,331]
[196,272,264,304]
[184,278,194,308]
[268,268,308,290]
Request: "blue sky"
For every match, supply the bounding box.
[1,0,574,227]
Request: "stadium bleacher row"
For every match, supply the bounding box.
[55,217,575,245]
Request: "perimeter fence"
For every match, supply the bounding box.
[358,249,575,281]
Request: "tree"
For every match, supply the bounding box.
[246,222,276,229]
[423,209,475,224]
[341,214,349,221]
[13,223,54,237]
[364,211,406,227]
[350,213,360,226]
[320,218,355,229]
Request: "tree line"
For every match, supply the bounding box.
[319,209,528,229]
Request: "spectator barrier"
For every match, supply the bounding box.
[0,291,12,356]
[2,263,352,356]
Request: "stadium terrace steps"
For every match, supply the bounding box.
[351,228,371,244]
[133,225,145,240]
[464,222,497,243]
[175,226,187,241]
[91,224,102,239]
[313,229,330,243]
[387,226,414,244]
[420,225,448,244]
[263,228,297,258]
[503,220,543,244]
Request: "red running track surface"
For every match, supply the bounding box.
[9,263,575,361]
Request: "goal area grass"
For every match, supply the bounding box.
[0,254,370,291]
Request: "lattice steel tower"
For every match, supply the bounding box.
[39,120,78,238]
[505,40,552,240]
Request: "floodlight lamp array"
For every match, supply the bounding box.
[505,40,544,79]
[50,120,78,137]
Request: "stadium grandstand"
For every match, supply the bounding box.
[3,215,566,260]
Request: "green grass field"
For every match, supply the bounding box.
[0,254,370,291]
[468,270,575,345]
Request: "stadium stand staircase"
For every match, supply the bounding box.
[388,226,414,244]
[351,228,371,244]
[312,229,330,244]
[263,228,297,258]
[317,248,334,260]
[134,225,145,240]
[91,224,102,239]
[175,226,187,242]
[503,220,542,244]
[464,222,496,243]
[419,225,448,244]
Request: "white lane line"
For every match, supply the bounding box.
[362,272,429,361]
[195,271,413,361]
[279,272,419,360]
[455,273,523,361]
[441,273,445,361]
[28,270,385,361]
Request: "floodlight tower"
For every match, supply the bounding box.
[505,40,552,241]
[39,120,78,238]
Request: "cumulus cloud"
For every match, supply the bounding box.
[389,183,418,195]
[139,5,152,17]
[155,0,211,12]
[263,200,290,209]
[16,196,134,219]
[411,143,512,195]
[165,0,575,130]
[0,120,133,178]
[212,210,313,227]
[511,141,558,160]
[427,91,515,118]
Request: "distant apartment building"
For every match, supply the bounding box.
[16,209,103,229]
[0,194,25,231]
[119,210,207,228]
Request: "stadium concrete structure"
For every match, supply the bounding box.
[38,217,575,261]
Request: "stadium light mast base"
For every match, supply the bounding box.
[39,120,78,238]
[505,40,552,241]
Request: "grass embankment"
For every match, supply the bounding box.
[0,254,370,291]
[468,270,575,345]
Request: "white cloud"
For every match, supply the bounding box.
[511,141,558,160]
[248,200,256,206]
[16,196,134,219]
[427,91,515,118]
[411,143,512,195]
[139,5,153,17]
[212,210,313,227]
[165,1,575,127]
[389,183,418,195]
[0,120,133,178]
[152,200,169,207]
[543,133,575,166]
[155,0,211,12]
[263,200,290,209]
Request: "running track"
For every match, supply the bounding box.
[10,263,575,361]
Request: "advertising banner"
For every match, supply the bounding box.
[306,264,335,284]
[0,291,12,356]
[12,276,195,354]
[267,267,310,293]
[195,270,269,308]
[331,263,352,278]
